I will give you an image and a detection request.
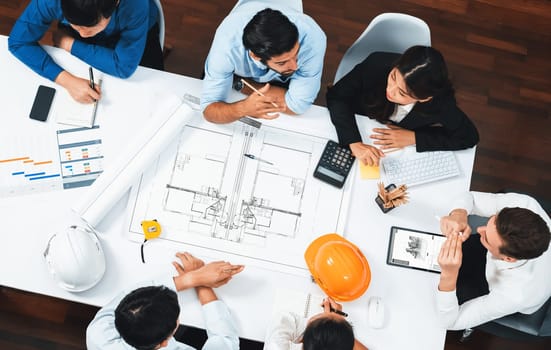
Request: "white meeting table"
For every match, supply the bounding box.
[0,35,475,350]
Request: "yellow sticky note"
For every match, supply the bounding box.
[359,162,380,179]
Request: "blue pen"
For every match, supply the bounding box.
[244,153,273,165]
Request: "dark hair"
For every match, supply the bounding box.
[115,286,180,350]
[396,45,454,100]
[496,207,550,259]
[242,8,299,62]
[302,317,355,350]
[61,0,118,27]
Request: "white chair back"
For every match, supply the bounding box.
[152,0,165,50]
[334,13,431,83]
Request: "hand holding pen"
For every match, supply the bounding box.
[322,297,348,317]
[239,79,285,120]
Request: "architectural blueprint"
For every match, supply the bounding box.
[126,118,353,272]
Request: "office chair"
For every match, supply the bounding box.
[152,0,165,50]
[334,13,431,83]
[461,208,551,342]
[231,0,303,13]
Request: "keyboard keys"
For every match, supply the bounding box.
[382,151,460,187]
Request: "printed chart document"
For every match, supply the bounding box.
[387,226,446,273]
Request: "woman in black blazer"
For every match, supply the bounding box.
[326,46,479,166]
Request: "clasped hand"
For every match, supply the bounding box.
[241,83,285,120]
[172,252,244,290]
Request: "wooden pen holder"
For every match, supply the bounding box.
[375,183,409,213]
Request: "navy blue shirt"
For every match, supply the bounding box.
[8,0,158,80]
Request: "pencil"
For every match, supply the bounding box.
[240,79,279,108]
[89,67,95,90]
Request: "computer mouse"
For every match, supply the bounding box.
[367,296,385,329]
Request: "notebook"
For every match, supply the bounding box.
[272,288,325,319]
[56,79,102,128]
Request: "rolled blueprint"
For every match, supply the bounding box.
[73,96,193,227]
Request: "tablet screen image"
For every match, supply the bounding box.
[387,226,446,273]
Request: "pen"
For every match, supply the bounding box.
[89,67,95,90]
[330,306,348,317]
[244,153,274,165]
[240,79,279,108]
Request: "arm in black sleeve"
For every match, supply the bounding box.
[326,61,368,146]
[413,105,479,151]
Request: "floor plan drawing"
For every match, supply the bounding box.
[126,117,353,272]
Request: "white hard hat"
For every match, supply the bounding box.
[43,225,106,292]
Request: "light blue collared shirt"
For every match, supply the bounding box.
[201,2,326,114]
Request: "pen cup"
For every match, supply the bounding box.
[375,183,397,213]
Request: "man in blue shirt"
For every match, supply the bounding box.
[8,0,162,104]
[202,2,326,123]
[87,252,244,350]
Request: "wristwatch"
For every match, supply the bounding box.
[233,79,244,91]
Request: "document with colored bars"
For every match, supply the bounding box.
[0,126,103,197]
[126,118,353,274]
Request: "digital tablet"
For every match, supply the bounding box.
[387,226,446,273]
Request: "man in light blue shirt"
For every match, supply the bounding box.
[86,252,244,350]
[202,2,326,123]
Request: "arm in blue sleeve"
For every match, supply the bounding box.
[71,1,150,78]
[285,26,326,114]
[8,0,64,81]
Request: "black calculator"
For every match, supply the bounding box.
[313,140,355,188]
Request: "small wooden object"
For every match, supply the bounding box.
[376,182,409,212]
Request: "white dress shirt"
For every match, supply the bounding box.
[389,102,415,124]
[86,275,240,350]
[263,312,306,350]
[437,191,551,330]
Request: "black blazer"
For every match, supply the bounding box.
[326,52,479,152]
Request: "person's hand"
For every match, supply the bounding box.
[240,83,286,120]
[172,252,205,276]
[52,29,75,52]
[349,142,385,166]
[174,260,244,290]
[55,71,101,103]
[437,232,463,291]
[322,297,343,313]
[370,124,415,149]
[440,209,471,242]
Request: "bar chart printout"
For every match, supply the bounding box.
[57,126,104,189]
[0,133,62,197]
[0,126,104,198]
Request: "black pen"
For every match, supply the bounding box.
[330,306,348,317]
[244,153,273,165]
[89,67,95,90]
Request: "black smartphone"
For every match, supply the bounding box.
[29,85,56,122]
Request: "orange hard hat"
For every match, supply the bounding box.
[305,233,371,301]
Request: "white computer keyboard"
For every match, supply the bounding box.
[381,151,460,187]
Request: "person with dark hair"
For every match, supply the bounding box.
[201,2,326,123]
[327,45,479,166]
[86,252,244,350]
[436,191,551,330]
[9,0,164,104]
[265,297,368,350]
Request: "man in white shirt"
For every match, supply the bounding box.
[436,191,551,330]
[87,252,244,350]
